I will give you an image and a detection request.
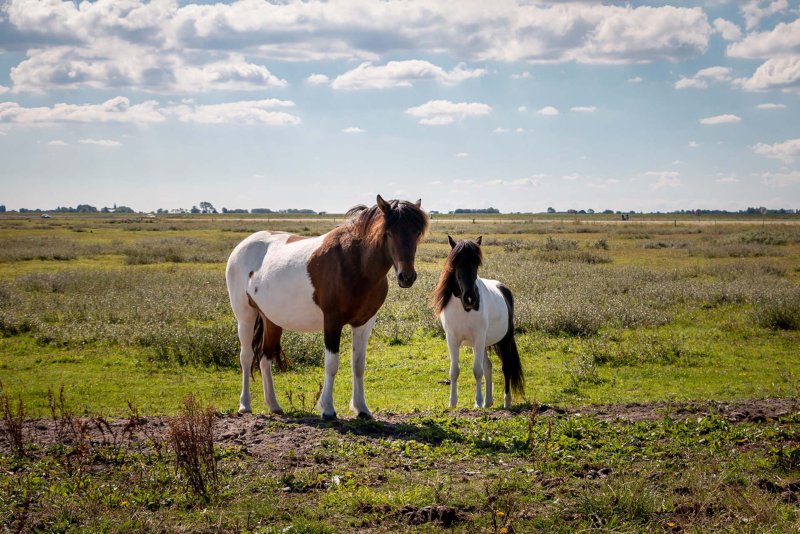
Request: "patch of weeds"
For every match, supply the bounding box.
[166,395,218,500]
[562,353,604,394]
[0,382,27,457]
[571,479,658,528]
[753,290,800,330]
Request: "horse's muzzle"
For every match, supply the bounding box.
[462,294,477,311]
[397,270,417,288]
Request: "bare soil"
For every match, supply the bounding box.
[4,397,797,465]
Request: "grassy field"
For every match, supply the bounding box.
[1,212,799,531]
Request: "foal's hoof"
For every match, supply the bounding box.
[356,411,373,421]
[322,412,337,421]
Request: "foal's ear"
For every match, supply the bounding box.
[415,199,422,208]
[448,235,457,249]
[475,236,482,246]
[377,194,390,214]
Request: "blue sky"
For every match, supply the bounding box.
[0,0,798,213]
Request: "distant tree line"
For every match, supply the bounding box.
[450,207,500,214]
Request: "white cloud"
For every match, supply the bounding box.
[712,18,742,41]
[455,152,469,158]
[628,76,643,83]
[761,170,800,187]
[79,138,121,147]
[755,102,786,109]
[517,106,527,113]
[688,140,700,148]
[740,0,789,31]
[734,56,800,92]
[536,106,559,116]
[511,72,530,80]
[306,73,330,85]
[727,18,800,60]
[405,100,491,125]
[493,127,510,133]
[428,180,442,185]
[515,127,524,133]
[342,126,365,134]
[644,171,681,189]
[453,179,476,185]
[606,178,621,184]
[47,139,68,146]
[570,106,596,112]
[561,174,579,181]
[675,66,732,89]
[0,97,165,125]
[715,174,740,183]
[166,99,300,125]
[699,114,741,125]
[331,60,485,90]
[0,85,9,95]
[753,138,800,163]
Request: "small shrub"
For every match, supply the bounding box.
[0,383,27,457]
[166,395,218,499]
[541,236,578,251]
[754,292,800,330]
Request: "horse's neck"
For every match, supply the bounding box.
[338,228,392,285]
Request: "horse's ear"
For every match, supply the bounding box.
[448,235,457,249]
[475,236,482,246]
[415,199,422,208]
[377,195,390,214]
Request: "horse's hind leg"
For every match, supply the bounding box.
[350,315,377,419]
[236,310,257,414]
[483,350,493,408]
[259,317,285,415]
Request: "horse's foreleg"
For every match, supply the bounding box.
[319,320,343,420]
[472,335,486,408]
[483,349,493,408]
[236,314,257,414]
[447,334,461,408]
[350,315,376,419]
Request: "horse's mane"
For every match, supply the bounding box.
[343,199,429,243]
[433,239,483,314]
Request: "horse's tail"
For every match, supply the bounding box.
[493,284,525,397]
[249,297,289,378]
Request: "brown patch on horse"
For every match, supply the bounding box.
[247,295,289,375]
[286,234,310,244]
[307,198,428,352]
[433,239,483,315]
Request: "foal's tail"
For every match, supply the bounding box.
[494,284,525,397]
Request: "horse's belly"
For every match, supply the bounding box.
[249,237,325,333]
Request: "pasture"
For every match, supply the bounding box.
[1,212,799,532]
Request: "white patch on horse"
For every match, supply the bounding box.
[246,233,325,333]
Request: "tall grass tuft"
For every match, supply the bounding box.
[166,395,218,500]
[0,383,27,458]
[754,290,800,331]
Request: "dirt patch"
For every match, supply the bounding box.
[3,398,798,465]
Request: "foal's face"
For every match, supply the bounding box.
[449,236,483,311]
[378,196,426,288]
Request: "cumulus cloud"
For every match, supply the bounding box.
[755,102,786,109]
[47,139,68,146]
[0,0,714,96]
[537,106,559,116]
[753,138,800,163]
[405,100,491,125]
[330,60,486,90]
[628,76,643,83]
[79,138,121,147]
[511,72,530,80]
[740,0,789,31]
[0,97,165,124]
[699,114,741,125]
[726,19,800,59]
[713,18,742,41]
[342,126,365,133]
[306,73,330,85]
[166,99,300,125]
[645,171,681,189]
[734,56,800,92]
[675,66,732,89]
[570,106,596,112]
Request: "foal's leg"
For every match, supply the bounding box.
[472,334,487,408]
[447,333,461,409]
[318,319,343,420]
[236,311,257,414]
[350,315,377,419]
[483,349,494,408]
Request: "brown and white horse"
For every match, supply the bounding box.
[226,195,428,420]
[434,236,524,409]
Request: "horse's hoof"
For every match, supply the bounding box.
[238,407,252,415]
[357,411,373,421]
[322,412,337,421]
[270,408,285,416]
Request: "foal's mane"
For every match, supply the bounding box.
[433,239,483,314]
[343,199,429,244]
